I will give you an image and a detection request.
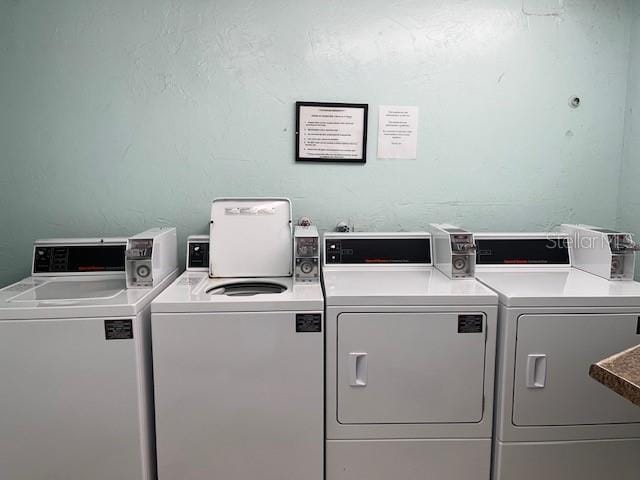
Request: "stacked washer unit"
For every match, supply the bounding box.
[0,227,178,480]
[323,229,499,480]
[473,230,640,480]
[151,198,324,480]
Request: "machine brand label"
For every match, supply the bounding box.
[475,238,570,265]
[296,313,322,333]
[458,314,483,334]
[104,319,134,340]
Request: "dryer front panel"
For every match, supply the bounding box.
[513,313,640,427]
[337,312,486,424]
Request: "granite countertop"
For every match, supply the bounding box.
[590,344,640,407]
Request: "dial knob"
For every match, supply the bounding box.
[453,257,467,271]
[611,257,621,273]
[136,264,151,278]
[300,261,314,274]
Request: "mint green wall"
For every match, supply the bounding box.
[618,0,640,268]
[0,0,634,284]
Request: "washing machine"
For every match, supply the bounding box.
[151,198,324,480]
[0,227,178,480]
[323,231,499,480]
[474,231,640,480]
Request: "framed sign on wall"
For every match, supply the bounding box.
[295,101,368,163]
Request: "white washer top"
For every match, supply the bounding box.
[476,267,640,307]
[151,272,324,313]
[0,271,177,320]
[322,266,498,307]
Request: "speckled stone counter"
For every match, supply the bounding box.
[590,345,640,407]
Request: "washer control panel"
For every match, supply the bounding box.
[295,225,320,283]
[33,244,125,274]
[449,231,476,278]
[429,224,476,279]
[126,239,153,287]
[607,233,638,279]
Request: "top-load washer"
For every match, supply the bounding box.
[0,227,178,480]
[323,231,499,480]
[474,231,640,480]
[151,199,324,480]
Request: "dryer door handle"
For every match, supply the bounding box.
[348,352,368,387]
[526,354,547,389]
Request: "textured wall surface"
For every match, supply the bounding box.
[0,0,634,284]
[618,0,640,269]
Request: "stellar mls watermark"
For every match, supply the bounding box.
[545,233,630,251]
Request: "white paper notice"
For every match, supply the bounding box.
[298,105,366,161]
[377,105,419,159]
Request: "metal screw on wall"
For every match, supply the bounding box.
[569,96,581,108]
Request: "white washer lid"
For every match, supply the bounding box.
[0,271,178,320]
[209,198,293,278]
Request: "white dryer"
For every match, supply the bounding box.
[323,232,499,480]
[0,228,178,480]
[151,199,324,480]
[474,232,640,480]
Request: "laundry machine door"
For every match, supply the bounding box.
[337,312,487,424]
[513,313,640,427]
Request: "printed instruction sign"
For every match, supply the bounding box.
[296,102,368,163]
[377,105,419,159]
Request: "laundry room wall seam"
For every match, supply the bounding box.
[617,0,640,271]
[615,0,637,229]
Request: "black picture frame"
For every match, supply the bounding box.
[295,101,368,163]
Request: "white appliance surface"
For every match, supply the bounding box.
[0,275,167,319]
[476,256,640,480]
[209,198,292,277]
[0,270,177,480]
[10,277,124,300]
[476,267,640,307]
[323,233,499,480]
[323,266,498,306]
[326,439,491,480]
[337,311,487,424]
[494,438,640,480]
[325,265,498,440]
[151,272,323,312]
[0,315,144,480]
[512,312,640,427]
[151,270,324,480]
